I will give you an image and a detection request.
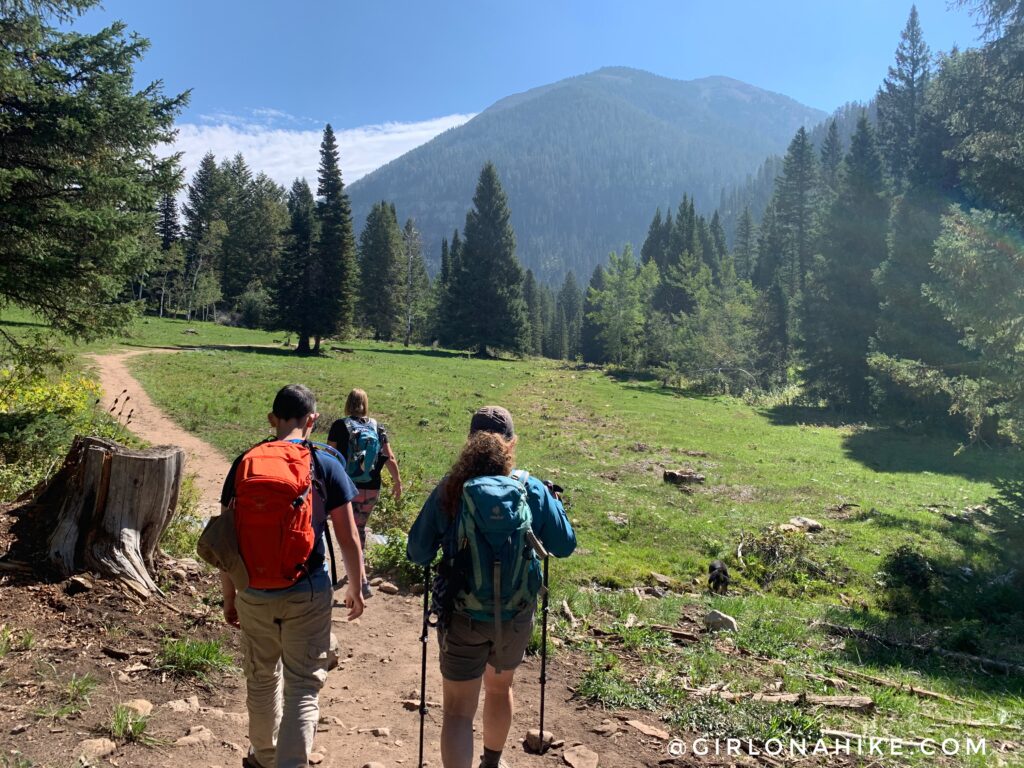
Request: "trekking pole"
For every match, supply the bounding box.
[538,551,550,752]
[526,530,551,754]
[418,564,431,768]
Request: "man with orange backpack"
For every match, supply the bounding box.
[218,384,365,768]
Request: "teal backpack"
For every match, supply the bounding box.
[450,470,542,645]
[343,418,381,483]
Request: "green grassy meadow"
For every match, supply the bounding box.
[5,309,1024,762]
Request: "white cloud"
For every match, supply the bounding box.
[167,112,475,191]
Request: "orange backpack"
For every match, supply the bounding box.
[233,440,317,590]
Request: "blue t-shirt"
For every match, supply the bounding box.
[222,439,357,595]
[406,472,576,567]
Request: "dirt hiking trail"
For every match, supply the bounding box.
[84,349,661,768]
[89,349,231,517]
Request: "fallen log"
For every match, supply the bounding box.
[650,624,702,643]
[691,690,873,711]
[831,666,971,706]
[817,622,1024,676]
[588,624,701,645]
[916,711,1024,733]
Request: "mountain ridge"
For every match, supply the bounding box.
[348,67,826,283]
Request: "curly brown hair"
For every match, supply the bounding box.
[443,431,516,518]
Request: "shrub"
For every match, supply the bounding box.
[737,527,843,595]
[366,528,426,588]
[0,367,124,501]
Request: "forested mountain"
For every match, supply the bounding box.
[717,100,877,243]
[348,67,825,283]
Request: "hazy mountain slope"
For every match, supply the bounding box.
[349,67,826,283]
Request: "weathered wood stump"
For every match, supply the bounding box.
[42,436,185,596]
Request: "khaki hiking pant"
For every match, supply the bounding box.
[236,585,333,768]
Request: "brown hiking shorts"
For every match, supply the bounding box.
[438,606,536,681]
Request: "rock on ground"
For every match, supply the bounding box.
[165,695,201,713]
[525,728,555,753]
[789,516,823,532]
[175,725,214,747]
[703,609,738,632]
[122,698,153,717]
[563,744,600,768]
[77,738,117,760]
[626,720,670,739]
[650,572,672,588]
[593,720,620,736]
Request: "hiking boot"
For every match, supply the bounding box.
[361,581,373,599]
[477,760,510,768]
[241,755,266,768]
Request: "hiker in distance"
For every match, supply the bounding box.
[220,384,365,768]
[328,387,403,598]
[407,406,576,768]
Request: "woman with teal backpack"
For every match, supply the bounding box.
[328,388,402,599]
[407,406,575,768]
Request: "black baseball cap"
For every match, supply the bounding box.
[469,405,515,440]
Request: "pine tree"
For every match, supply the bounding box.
[732,207,757,280]
[276,180,319,353]
[557,271,583,359]
[801,116,889,410]
[358,201,404,340]
[182,153,229,320]
[451,163,528,354]
[920,206,1024,442]
[755,276,791,388]
[0,0,186,341]
[247,173,288,308]
[641,208,670,269]
[183,153,227,249]
[437,229,464,347]
[580,265,607,364]
[539,285,556,358]
[218,153,256,302]
[819,119,843,200]
[708,211,728,282]
[440,238,452,286]
[154,194,183,318]
[315,124,358,344]
[877,5,932,190]
[870,72,974,426]
[157,194,181,251]
[400,219,431,346]
[522,270,544,356]
[776,126,818,295]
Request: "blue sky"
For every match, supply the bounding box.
[77,0,983,187]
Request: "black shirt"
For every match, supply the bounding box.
[327,417,392,490]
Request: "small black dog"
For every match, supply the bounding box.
[708,560,730,594]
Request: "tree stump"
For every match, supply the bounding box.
[42,436,185,596]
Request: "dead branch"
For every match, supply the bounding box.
[831,666,971,706]
[817,622,1024,676]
